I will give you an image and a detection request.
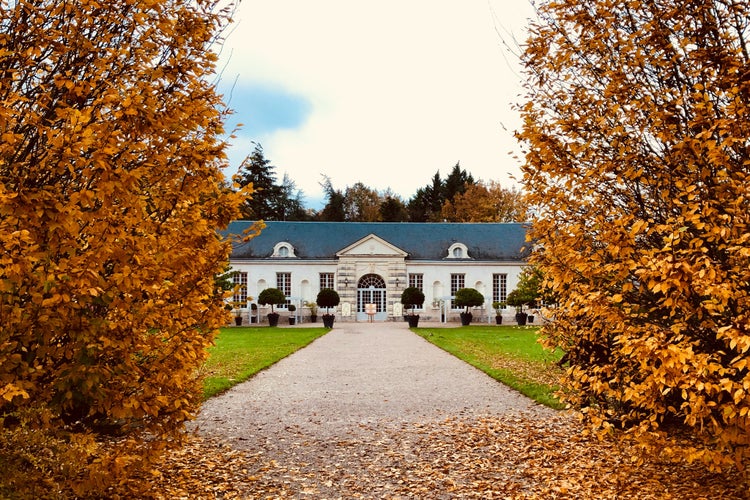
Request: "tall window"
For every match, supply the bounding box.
[408,273,424,310]
[232,272,248,305]
[493,273,508,308]
[276,272,291,308]
[408,273,423,291]
[319,272,334,290]
[450,273,465,309]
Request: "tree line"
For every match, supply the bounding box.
[233,143,527,223]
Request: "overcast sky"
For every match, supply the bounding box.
[216,1,537,208]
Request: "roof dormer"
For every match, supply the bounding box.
[447,242,470,259]
[272,241,296,258]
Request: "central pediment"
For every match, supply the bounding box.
[336,233,408,258]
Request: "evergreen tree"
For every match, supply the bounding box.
[275,173,311,221]
[379,194,409,222]
[425,171,446,218]
[406,186,430,222]
[235,143,280,220]
[318,175,346,221]
[443,162,474,203]
[235,144,310,220]
[407,171,446,222]
[407,165,475,222]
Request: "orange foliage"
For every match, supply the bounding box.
[440,180,528,222]
[518,0,750,472]
[0,0,248,495]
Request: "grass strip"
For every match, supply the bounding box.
[201,326,329,400]
[414,325,566,409]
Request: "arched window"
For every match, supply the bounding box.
[358,274,386,289]
[447,242,470,259]
[272,242,295,257]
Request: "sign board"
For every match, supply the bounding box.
[365,303,376,322]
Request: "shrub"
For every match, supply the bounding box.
[257,288,286,312]
[506,289,531,312]
[519,0,750,470]
[316,288,340,315]
[454,288,485,313]
[400,287,425,315]
[0,0,249,495]
[305,301,318,315]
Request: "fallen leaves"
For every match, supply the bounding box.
[112,412,748,499]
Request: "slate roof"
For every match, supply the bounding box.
[224,221,529,262]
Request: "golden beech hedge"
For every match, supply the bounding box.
[519,0,750,472]
[0,0,250,496]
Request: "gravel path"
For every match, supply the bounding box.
[192,321,557,497]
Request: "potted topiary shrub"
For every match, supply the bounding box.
[288,304,297,325]
[258,287,286,327]
[316,288,340,328]
[507,266,544,326]
[454,288,485,326]
[231,302,243,326]
[305,301,318,323]
[506,289,528,326]
[250,303,258,323]
[492,301,505,325]
[400,287,425,328]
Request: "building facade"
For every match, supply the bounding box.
[225,221,529,324]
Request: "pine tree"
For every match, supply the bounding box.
[319,175,346,221]
[442,162,474,203]
[379,194,409,222]
[235,143,280,220]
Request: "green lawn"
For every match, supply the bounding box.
[414,325,566,409]
[200,325,565,410]
[200,327,329,400]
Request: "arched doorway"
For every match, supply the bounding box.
[356,274,387,321]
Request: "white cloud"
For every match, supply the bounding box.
[219,0,536,207]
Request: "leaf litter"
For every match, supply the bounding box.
[114,412,747,499]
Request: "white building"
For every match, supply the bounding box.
[226,221,529,324]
